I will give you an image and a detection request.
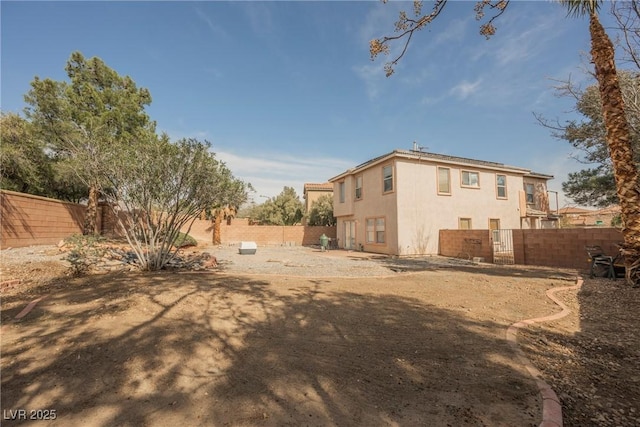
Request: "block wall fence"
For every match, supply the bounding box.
[1,190,336,249]
[1,190,93,248]
[439,228,624,270]
[217,218,337,247]
[2,190,624,271]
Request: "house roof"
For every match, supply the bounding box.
[526,171,555,180]
[303,182,333,194]
[329,149,551,181]
[594,205,621,215]
[559,205,620,226]
[558,207,594,215]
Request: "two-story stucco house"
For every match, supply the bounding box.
[329,149,556,256]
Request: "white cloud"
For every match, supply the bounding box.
[153,126,353,199]
[215,150,353,199]
[194,7,229,39]
[357,1,400,46]
[449,78,482,99]
[240,1,276,39]
[352,63,385,100]
[490,8,568,67]
[432,17,470,47]
[453,5,575,106]
[353,1,408,100]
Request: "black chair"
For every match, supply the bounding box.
[329,238,339,250]
[586,245,616,279]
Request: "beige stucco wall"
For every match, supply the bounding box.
[304,189,332,212]
[395,159,525,255]
[332,163,398,255]
[333,176,354,217]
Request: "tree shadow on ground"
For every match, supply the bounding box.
[368,255,578,281]
[2,272,542,426]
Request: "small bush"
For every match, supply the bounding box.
[173,232,197,248]
[63,234,106,276]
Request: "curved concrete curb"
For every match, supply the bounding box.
[506,276,583,427]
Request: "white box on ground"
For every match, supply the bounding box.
[238,241,257,255]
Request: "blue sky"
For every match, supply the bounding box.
[0,1,622,208]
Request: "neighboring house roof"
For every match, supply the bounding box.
[329,149,552,181]
[594,205,621,215]
[558,207,594,215]
[303,182,333,195]
[559,205,620,226]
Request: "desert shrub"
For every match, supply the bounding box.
[173,232,197,248]
[63,234,106,276]
[103,137,249,271]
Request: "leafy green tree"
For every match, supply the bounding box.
[307,194,336,226]
[250,187,304,225]
[562,170,619,207]
[102,135,250,271]
[24,51,153,234]
[0,112,87,201]
[0,112,51,195]
[371,0,640,285]
[48,160,90,203]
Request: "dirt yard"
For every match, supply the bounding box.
[1,245,638,426]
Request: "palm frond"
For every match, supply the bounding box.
[559,0,602,17]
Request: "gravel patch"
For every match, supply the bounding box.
[1,245,65,266]
[212,245,476,277]
[1,243,481,280]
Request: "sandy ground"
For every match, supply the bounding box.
[2,245,636,426]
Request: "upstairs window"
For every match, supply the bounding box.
[461,170,480,188]
[339,182,345,203]
[355,176,363,200]
[496,174,507,199]
[525,183,535,204]
[437,167,451,195]
[383,165,393,192]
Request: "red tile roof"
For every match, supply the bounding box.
[303,183,333,193]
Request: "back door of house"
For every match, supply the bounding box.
[344,221,355,249]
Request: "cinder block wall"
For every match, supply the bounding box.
[1,190,87,248]
[220,218,336,246]
[181,219,214,244]
[439,227,624,270]
[520,228,623,269]
[1,190,337,249]
[438,230,493,262]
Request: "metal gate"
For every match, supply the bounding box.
[492,229,515,265]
